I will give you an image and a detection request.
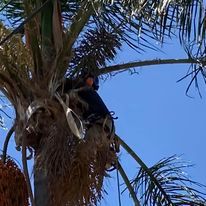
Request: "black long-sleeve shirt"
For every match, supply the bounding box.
[60,78,110,119]
[78,88,110,119]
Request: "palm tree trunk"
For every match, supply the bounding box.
[34,155,50,206]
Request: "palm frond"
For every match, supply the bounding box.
[0,114,5,128]
[2,124,15,163]
[176,42,206,97]
[0,95,11,129]
[132,155,206,206]
[1,0,206,53]
[68,26,122,76]
[0,21,34,111]
[1,0,25,26]
[118,136,206,206]
[118,161,141,206]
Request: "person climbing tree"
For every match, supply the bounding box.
[61,72,111,121]
[65,72,120,169]
[78,73,111,121]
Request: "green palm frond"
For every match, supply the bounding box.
[0,96,12,129]
[118,136,206,206]
[1,1,206,52]
[0,1,206,94]
[1,0,78,26]
[132,155,206,205]
[68,26,122,76]
[1,0,25,26]
[50,1,95,80]
[0,22,33,106]
[176,42,206,97]
[91,0,206,51]
[101,0,206,45]
[0,114,5,128]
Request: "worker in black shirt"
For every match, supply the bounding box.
[78,73,120,170]
[62,73,119,169]
[77,73,111,122]
[60,73,113,131]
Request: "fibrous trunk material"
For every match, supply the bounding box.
[15,96,115,206]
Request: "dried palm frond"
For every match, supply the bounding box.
[23,0,43,79]
[52,0,63,53]
[34,118,111,206]
[0,157,29,206]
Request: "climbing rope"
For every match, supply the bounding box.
[116,164,122,206]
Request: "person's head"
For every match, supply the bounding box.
[83,72,99,90]
[85,74,94,87]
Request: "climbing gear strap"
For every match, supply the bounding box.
[55,93,84,139]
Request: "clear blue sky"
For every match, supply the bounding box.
[0,37,206,206]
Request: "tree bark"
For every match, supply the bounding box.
[34,155,50,206]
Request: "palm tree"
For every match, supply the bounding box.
[0,0,206,205]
